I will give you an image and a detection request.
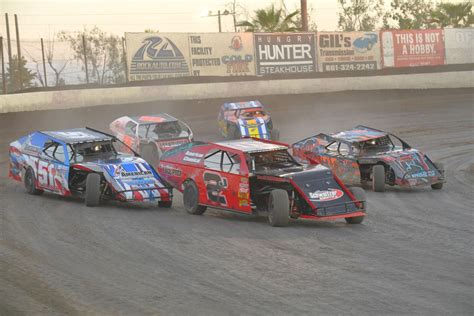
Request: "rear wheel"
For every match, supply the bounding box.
[268,189,290,227]
[345,187,366,224]
[183,180,207,215]
[24,167,43,195]
[431,161,444,190]
[85,173,101,207]
[227,125,240,140]
[141,145,160,168]
[372,165,386,192]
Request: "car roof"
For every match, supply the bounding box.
[215,138,288,153]
[222,101,263,111]
[41,128,113,144]
[328,125,388,143]
[129,113,177,124]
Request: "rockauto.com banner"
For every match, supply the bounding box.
[188,33,255,76]
[254,33,317,75]
[317,32,381,72]
[444,28,474,65]
[381,29,445,67]
[126,33,191,81]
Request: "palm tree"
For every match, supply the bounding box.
[429,1,473,28]
[237,5,300,32]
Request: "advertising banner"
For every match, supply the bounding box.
[381,29,445,67]
[126,33,191,81]
[444,28,474,64]
[188,33,255,76]
[317,32,381,72]
[254,33,317,75]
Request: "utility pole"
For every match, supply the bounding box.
[5,14,13,86]
[14,14,22,90]
[218,10,222,33]
[122,37,129,83]
[301,0,308,31]
[41,38,48,87]
[1,37,6,94]
[82,34,89,84]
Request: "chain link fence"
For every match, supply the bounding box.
[1,36,127,94]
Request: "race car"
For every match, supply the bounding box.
[158,138,366,227]
[110,113,193,167]
[9,127,173,207]
[217,100,279,140]
[292,125,445,192]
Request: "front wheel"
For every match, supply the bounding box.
[268,189,290,227]
[141,145,160,168]
[372,165,386,192]
[227,125,240,140]
[345,187,366,224]
[183,181,207,215]
[270,129,280,141]
[85,173,101,207]
[24,167,43,195]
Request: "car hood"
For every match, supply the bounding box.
[256,164,358,213]
[73,155,168,200]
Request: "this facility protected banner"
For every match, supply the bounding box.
[317,32,381,72]
[381,29,445,67]
[254,33,317,75]
[444,28,474,65]
[188,33,255,76]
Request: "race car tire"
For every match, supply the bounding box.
[85,173,101,207]
[141,145,160,168]
[431,162,444,190]
[183,180,207,215]
[227,125,240,140]
[271,129,280,141]
[268,189,290,227]
[24,167,43,195]
[372,165,386,192]
[345,187,366,224]
[158,200,173,208]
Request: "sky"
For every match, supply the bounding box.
[0,0,342,40]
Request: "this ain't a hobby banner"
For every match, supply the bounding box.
[254,33,317,75]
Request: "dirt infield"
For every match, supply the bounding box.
[1,88,473,314]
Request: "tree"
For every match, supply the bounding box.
[337,0,384,32]
[236,5,300,32]
[383,0,435,29]
[47,36,70,86]
[6,55,35,92]
[429,1,473,28]
[58,27,125,85]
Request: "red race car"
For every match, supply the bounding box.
[110,114,193,167]
[158,138,367,227]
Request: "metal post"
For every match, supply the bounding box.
[14,14,22,90]
[82,34,89,84]
[233,13,237,32]
[301,0,308,31]
[5,14,13,86]
[122,37,129,83]
[0,37,6,94]
[218,10,222,33]
[41,38,47,87]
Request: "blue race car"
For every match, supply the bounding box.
[9,127,173,207]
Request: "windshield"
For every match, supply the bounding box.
[239,109,266,118]
[70,140,133,162]
[247,149,299,172]
[139,121,190,140]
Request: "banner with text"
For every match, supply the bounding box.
[188,33,255,76]
[254,33,317,75]
[381,29,445,67]
[317,32,381,72]
[126,33,191,81]
[444,28,474,65]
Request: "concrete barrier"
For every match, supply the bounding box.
[1,70,473,113]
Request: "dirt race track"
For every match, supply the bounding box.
[1,89,473,315]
